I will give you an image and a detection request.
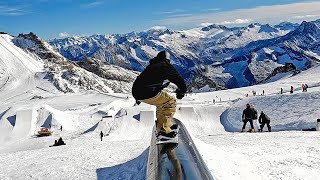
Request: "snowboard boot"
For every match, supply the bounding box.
[241,129,246,133]
[251,128,255,133]
[156,125,179,139]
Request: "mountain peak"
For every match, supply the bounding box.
[201,24,228,31]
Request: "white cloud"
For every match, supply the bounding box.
[200,22,213,27]
[59,32,70,38]
[202,8,221,12]
[157,2,320,27]
[218,18,252,25]
[159,9,185,15]
[292,14,320,19]
[0,5,29,16]
[81,1,104,8]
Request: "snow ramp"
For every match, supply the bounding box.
[12,109,34,138]
[147,119,213,180]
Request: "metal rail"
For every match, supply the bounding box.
[146,119,214,180]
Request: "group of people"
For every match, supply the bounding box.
[242,103,271,133]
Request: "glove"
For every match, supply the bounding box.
[176,89,185,99]
[135,100,141,106]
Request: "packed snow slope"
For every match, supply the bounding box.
[1,34,320,179]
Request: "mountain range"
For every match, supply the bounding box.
[48,20,320,91]
[2,20,320,94]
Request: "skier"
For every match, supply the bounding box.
[280,88,283,94]
[132,51,187,141]
[302,84,305,92]
[262,90,265,96]
[242,104,256,133]
[100,131,104,141]
[60,125,63,131]
[258,111,271,132]
[290,86,294,93]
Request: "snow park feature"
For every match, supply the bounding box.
[147,119,213,180]
[1,19,320,179]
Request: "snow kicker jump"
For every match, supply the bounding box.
[146,119,213,180]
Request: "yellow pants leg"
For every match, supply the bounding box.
[142,91,177,134]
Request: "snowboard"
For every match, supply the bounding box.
[156,124,179,145]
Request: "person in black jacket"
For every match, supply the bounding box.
[100,131,104,141]
[132,51,187,136]
[258,111,271,132]
[242,104,255,132]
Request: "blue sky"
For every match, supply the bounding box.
[1,0,320,39]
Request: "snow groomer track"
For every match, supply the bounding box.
[146,119,214,180]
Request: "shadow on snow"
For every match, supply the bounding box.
[96,147,149,180]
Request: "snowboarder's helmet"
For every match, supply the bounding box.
[157,51,170,60]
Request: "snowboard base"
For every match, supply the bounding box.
[156,124,179,145]
[156,136,178,145]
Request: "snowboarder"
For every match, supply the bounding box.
[100,131,104,141]
[242,104,256,133]
[290,86,294,93]
[258,111,271,132]
[132,51,187,143]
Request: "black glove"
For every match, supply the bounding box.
[135,100,141,106]
[176,89,185,99]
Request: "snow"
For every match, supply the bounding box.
[1,33,320,179]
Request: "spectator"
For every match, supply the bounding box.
[242,104,256,133]
[100,131,104,141]
[258,111,271,132]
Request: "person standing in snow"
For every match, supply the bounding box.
[262,90,265,96]
[304,84,308,92]
[60,125,62,131]
[242,104,256,133]
[280,88,283,94]
[258,111,271,132]
[290,86,294,93]
[132,51,187,138]
[100,131,104,141]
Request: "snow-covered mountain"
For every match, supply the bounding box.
[9,33,137,93]
[48,21,310,91]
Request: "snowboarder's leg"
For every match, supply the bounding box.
[242,120,248,132]
[142,91,176,134]
[249,120,255,132]
[267,122,271,132]
[156,92,176,133]
[260,122,265,131]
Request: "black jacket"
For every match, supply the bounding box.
[258,113,270,123]
[132,52,187,100]
[242,107,256,121]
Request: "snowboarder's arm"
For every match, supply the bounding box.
[165,64,187,94]
[258,115,262,124]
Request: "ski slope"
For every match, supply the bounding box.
[0,35,320,179]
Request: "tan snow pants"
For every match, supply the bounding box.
[142,91,176,133]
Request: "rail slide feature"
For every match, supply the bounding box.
[147,119,213,180]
